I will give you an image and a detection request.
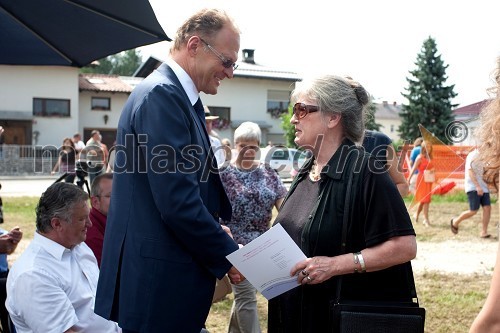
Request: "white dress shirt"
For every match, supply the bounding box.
[6,232,121,333]
[165,57,199,105]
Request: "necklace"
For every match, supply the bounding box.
[309,159,321,181]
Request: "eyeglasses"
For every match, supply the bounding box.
[199,37,238,70]
[293,103,319,119]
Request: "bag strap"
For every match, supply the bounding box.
[334,150,420,305]
[334,151,356,303]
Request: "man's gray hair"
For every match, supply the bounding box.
[172,8,239,51]
[36,182,89,233]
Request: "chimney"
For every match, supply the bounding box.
[242,49,255,64]
[382,101,388,106]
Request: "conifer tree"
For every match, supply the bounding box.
[81,49,142,76]
[281,104,296,147]
[399,37,457,142]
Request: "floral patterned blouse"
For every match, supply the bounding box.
[220,163,287,245]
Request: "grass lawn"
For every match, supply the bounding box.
[3,193,498,333]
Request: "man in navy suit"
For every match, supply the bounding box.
[95,9,243,333]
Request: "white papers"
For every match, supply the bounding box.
[226,224,307,300]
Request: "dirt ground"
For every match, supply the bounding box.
[413,239,497,275]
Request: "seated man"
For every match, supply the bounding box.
[85,173,113,267]
[6,182,120,333]
[0,226,23,333]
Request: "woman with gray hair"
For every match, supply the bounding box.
[268,75,417,332]
[220,121,287,333]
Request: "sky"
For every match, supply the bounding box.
[139,0,500,107]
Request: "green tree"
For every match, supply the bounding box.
[281,104,296,147]
[399,37,457,142]
[365,101,382,131]
[80,49,143,76]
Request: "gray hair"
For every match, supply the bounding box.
[172,8,239,51]
[36,182,89,233]
[291,75,369,142]
[234,122,262,145]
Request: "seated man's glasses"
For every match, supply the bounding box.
[293,103,319,120]
[199,37,238,70]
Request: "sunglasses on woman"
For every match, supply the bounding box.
[293,103,319,119]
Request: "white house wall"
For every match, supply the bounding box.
[78,90,129,138]
[201,77,295,144]
[377,118,401,142]
[0,65,79,147]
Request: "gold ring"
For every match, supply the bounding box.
[306,276,312,282]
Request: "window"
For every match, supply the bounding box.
[267,90,291,118]
[207,106,230,130]
[91,97,111,111]
[33,98,70,117]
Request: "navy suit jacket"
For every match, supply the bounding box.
[95,63,238,332]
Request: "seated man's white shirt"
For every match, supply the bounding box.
[6,232,120,333]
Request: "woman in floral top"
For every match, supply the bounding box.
[220,121,287,333]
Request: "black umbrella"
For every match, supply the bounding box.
[0,0,171,67]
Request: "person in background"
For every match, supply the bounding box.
[408,137,423,193]
[450,148,491,238]
[72,132,86,155]
[362,130,409,197]
[221,138,233,163]
[51,137,77,184]
[83,130,107,185]
[407,141,434,226]
[0,226,22,333]
[268,75,416,332]
[0,127,4,224]
[205,106,226,168]
[85,173,113,267]
[0,128,21,333]
[6,182,120,332]
[220,121,287,333]
[106,141,117,173]
[469,57,500,333]
[94,9,243,333]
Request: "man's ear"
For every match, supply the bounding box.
[187,36,202,57]
[50,217,63,231]
[90,196,100,209]
[327,113,341,129]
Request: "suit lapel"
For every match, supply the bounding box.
[160,64,211,153]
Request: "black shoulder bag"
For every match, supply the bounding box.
[330,152,426,333]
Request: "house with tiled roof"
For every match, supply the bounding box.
[134,49,301,145]
[0,49,300,152]
[452,99,490,146]
[373,101,403,141]
[78,73,140,145]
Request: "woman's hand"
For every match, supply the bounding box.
[291,256,336,285]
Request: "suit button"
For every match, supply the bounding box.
[213,212,219,218]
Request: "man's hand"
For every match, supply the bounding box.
[228,266,245,285]
[0,227,22,254]
[8,227,23,244]
[221,225,233,239]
